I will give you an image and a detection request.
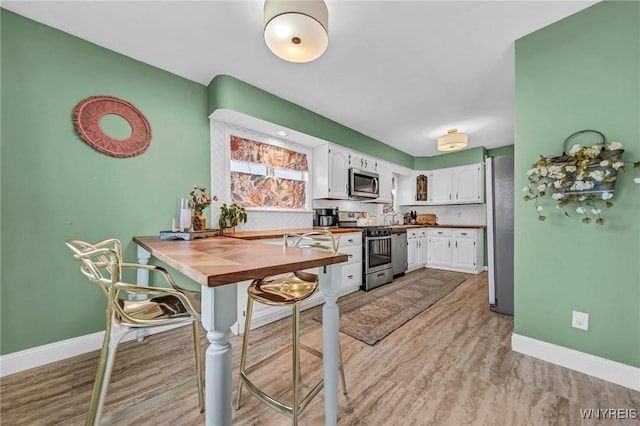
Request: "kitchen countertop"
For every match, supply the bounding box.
[389,224,486,230]
[225,227,363,241]
[226,225,485,240]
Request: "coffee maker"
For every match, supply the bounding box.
[313,208,338,228]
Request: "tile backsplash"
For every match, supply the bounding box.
[399,204,487,226]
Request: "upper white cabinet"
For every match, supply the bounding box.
[400,163,485,205]
[313,144,349,199]
[397,173,415,206]
[429,168,454,204]
[365,161,392,204]
[452,164,485,203]
[314,143,396,202]
[350,152,377,172]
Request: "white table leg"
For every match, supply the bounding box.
[319,264,342,426]
[135,246,151,341]
[201,284,238,426]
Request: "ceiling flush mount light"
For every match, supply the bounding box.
[276,130,289,136]
[264,0,329,63]
[437,128,468,152]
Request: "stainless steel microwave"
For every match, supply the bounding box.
[349,168,379,199]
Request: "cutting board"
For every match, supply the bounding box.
[416,214,437,225]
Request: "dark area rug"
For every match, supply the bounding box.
[313,269,469,345]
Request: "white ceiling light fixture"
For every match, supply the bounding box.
[263,0,329,63]
[437,129,468,152]
[276,130,289,136]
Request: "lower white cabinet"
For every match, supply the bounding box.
[231,232,362,335]
[407,228,428,272]
[428,233,452,266]
[426,228,483,274]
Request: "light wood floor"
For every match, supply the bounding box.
[2,271,638,425]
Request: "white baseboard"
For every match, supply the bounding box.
[1,323,187,377]
[511,333,640,391]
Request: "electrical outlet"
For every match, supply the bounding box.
[457,211,462,218]
[572,310,589,331]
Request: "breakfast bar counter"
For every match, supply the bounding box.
[133,235,348,425]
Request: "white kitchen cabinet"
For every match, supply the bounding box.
[407,230,419,271]
[400,163,485,206]
[337,232,363,293]
[397,173,415,206]
[427,229,452,266]
[406,228,428,271]
[452,164,485,203]
[426,228,483,274]
[429,169,454,204]
[365,161,392,203]
[312,144,349,199]
[350,152,377,172]
[232,232,362,334]
[452,233,476,270]
[417,228,428,265]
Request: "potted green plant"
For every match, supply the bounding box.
[218,203,247,234]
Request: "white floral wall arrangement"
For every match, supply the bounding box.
[524,130,640,225]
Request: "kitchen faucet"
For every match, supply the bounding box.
[384,212,404,226]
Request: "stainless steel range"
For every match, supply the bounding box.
[362,226,393,291]
[337,211,393,291]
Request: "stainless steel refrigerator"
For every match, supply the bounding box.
[486,154,514,316]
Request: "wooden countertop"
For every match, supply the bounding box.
[388,224,486,230]
[223,225,486,240]
[225,227,363,241]
[133,235,348,287]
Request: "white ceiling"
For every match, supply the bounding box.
[3,0,597,157]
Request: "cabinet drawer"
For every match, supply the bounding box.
[407,229,419,239]
[427,228,452,237]
[339,233,362,248]
[453,229,476,238]
[340,245,362,264]
[418,228,428,237]
[342,263,362,287]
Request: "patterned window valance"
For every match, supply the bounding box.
[230,135,308,172]
[230,172,307,209]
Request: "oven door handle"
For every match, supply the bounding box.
[366,236,391,241]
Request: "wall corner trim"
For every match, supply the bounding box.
[511,333,640,391]
[0,323,187,377]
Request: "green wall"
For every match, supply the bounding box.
[208,75,414,169]
[486,145,514,157]
[1,10,210,355]
[514,1,640,367]
[413,146,487,170]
